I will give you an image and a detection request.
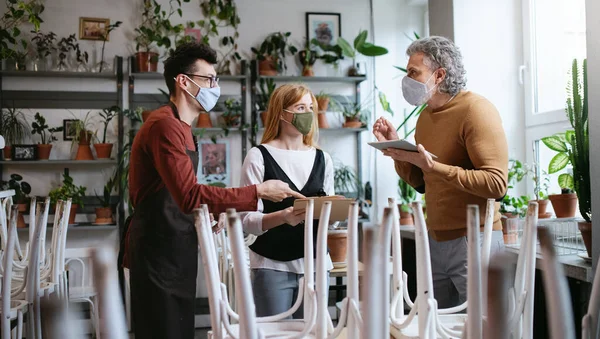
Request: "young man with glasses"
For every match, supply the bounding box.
[125,42,304,339]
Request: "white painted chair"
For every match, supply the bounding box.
[484,252,513,339]
[64,247,100,339]
[583,249,600,339]
[1,205,28,339]
[197,200,332,339]
[537,226,576,339]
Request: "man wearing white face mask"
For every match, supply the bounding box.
[373,36,509,308]
[124,42,305,339]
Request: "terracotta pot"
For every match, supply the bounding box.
[78,131,93,146]
[343,117,363,129]
[95,207,113,225]
[298,50,316,67]
[37,144,52,160]
[3,146,12,160]
[260,111,268,127]
[317,113,329,129]
[196,112,213,128]
[68,204,78,225]
[348,66,360,77]
[548,193,578,218]
[142,110,152,122]
[397,204,414,225]
[327,230,348,263]
[75,145,94,160]
[17,203,28,228]
[135,51,159,73]
[536,199,552,219]
[94,143,113,159]
[579,221,592,258]
[316,97,330,113]
[302,65,314,77]
[222,115,241,128]
[258,57,278,76]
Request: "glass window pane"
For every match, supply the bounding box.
[531,0,586,114]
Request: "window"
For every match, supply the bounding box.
[522,0,586,127]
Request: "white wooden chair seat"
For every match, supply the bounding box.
[0,300,28,319]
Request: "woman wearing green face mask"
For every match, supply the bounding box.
[239,83,335,318]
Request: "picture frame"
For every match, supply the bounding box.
[63,119,79,141]
[197,139,231,187]
[79,17,111,41]
[12,145,37,161]
[306,12,342,46]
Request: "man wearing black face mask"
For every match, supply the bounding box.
[124,42,305,339]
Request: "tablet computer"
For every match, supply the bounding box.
[368,140,438,158]
[293,196,354,222]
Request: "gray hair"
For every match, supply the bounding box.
[406,36,467,96]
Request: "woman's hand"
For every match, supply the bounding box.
[281,207,306,226]
[373,117,400,142]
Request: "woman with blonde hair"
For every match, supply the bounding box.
[240,83,334,318]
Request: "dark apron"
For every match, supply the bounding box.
[126,103,199,339]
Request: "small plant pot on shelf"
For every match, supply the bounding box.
[258,57,278,76]
[536,199,551,219]
[548,193,578,218]
[68,204,78,225]
[397,204,414,225]
[327,229,348,263]
[75,145,94,160]
[95,207,113,225]
[94,143,113,159]
[343,117,363,129]
[3,146,12,160]
[302,65,314,77]
[316,97,330,113]
[135,51,159,73]
[17,203,28,228]
[37,144,53,160]
[317,113,329,129]
[579,221,592,258]
[501,213,518,244]
[196,112,213,128]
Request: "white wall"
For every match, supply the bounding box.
[586,0,600,267]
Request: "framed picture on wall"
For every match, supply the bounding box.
[306,12,341,46]
[63,119,79,141]
[198,139,231,187]
[12,145,37,161]
[79,17,110,41]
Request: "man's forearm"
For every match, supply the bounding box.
[394,160,425,189]
[430,162,507,199]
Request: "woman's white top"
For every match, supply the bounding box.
[239,144,335,274]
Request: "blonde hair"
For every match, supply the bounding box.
[260,83,319,147]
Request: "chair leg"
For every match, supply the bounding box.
[17,310,23,339]
[94,297,101,339]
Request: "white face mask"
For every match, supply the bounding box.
[401,71,438,106]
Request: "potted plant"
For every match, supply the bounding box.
[311,38,344,74]
[251,32,298,76]
[298,39,317,76]
[542,132,578,218]
[397,178,416,225]
[337,100,369,129]
[31,112,63,160]
[256,78,276,126]
[49,172,86,225]
[31,31,56,71]
[532,166,551,219]
[54,34,76,71]
[315,92,330,128]
[69,111,96,160]
[337,29,388,76]
[221,98,242,128]
[73,42,89,72]
[0,107,30,160]
[334,162,362,199]
[94,177,115,225]
[198,0,242,75]
[1,174,31,228]
[97,21,122,73]
[500,159,530,242]
[0,0,43,67]
[94,106,119,159]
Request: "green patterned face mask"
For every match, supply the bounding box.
[282,109,313,135]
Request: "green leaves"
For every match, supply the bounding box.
[357,42,388,57]
[336,29,388,60]
[548,152,570,174]
[541,135,567,152]
[378,91,393,115]
[337,37,354,58]
[558,173,574,190]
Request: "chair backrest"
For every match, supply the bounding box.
[225,210,258,339]
[345,202,360,339]
[480,198,495,312]
[466,205,483,339]
[538,226,575,339]
[1,205,18,339]
[91,247,129,339]
[361,207,393,339]
[315,201,332,339]
[485,252,514,339]
[583,251,600,339]
[0,189,15,253]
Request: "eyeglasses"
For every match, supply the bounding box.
[184,73,220,88]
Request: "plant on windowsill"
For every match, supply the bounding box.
[499,159,530,243]
[69,111,96,160]
[397,178,416,225]
[0,173,31,228]
[337,29,388,76]
[94,176,116,225]
[541,134,578,219]
[49,172,86,225]
[0,107,30,160]
[251,32,298,76]
[31,112,63,160]
[532,164,551,219]
[315,92,330,128]
[94,106,119,159]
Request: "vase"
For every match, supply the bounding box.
[95,207,113,225]
[536,199,551,219]
[327,229,348,263]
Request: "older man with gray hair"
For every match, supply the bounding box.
[373,36,509,307]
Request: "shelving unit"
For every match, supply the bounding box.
[0,56,126,233]
[249,60,369,219]
[128,59,250,162]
